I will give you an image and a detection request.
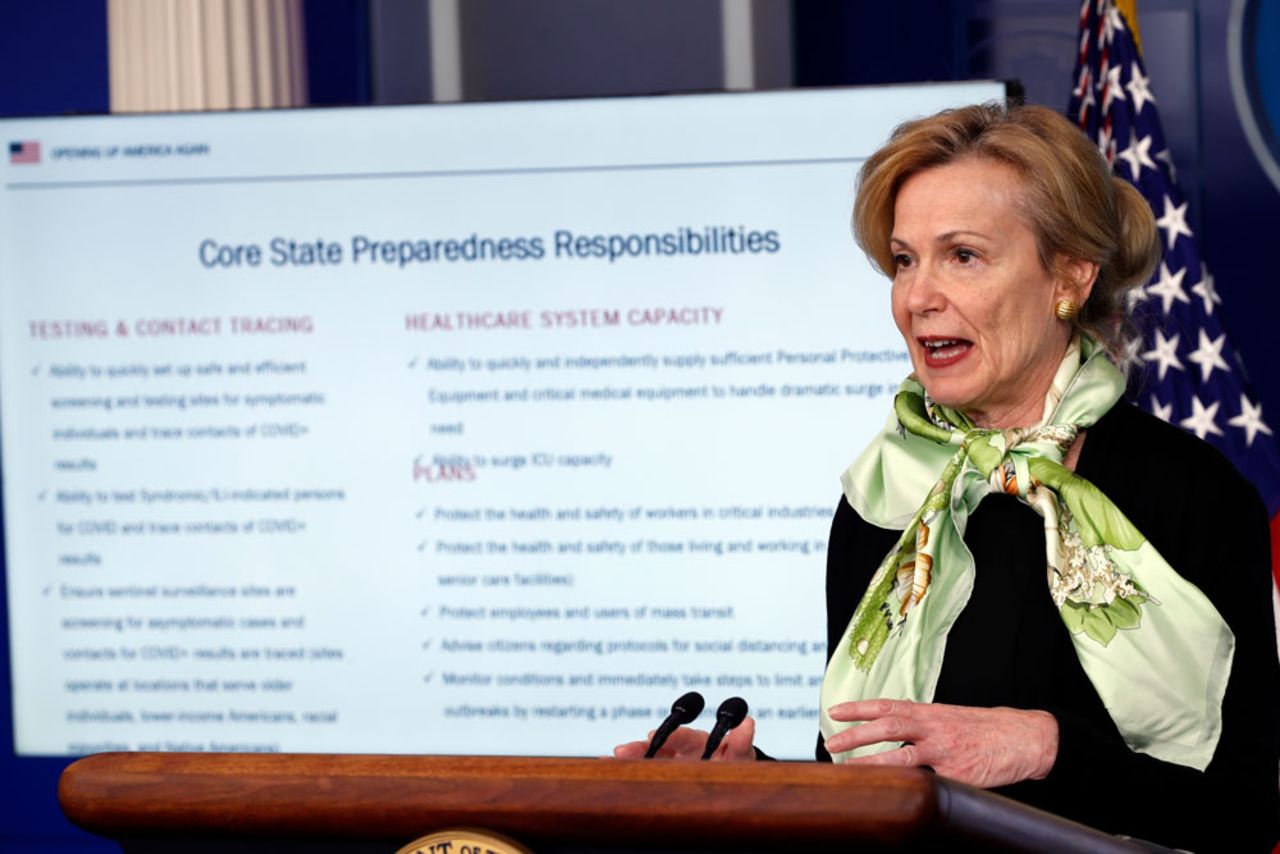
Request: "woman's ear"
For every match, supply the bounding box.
[1056,256,1099,306]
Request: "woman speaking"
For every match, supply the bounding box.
[614,103,1280,850]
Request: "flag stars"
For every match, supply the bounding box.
[1126,63,1155,113]
[1191,263,1222,316]
[1102,64,1127,113]
[1142,329,1183,381]
[1103,5,1127,46]
[1126,279,1150,311]
[1072,2,1280,525]
[1179,395,1224,441]
[1146,261,1190,315]
[1155,195,1193,249]
[1116,129,1156,181]
[1121,335,1145,372]
[1097,123,1115,165]
[1187,329,1230,382]
[1227,395,1273,447]
[1077,72,1097,115]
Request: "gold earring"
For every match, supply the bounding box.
[1054,299,1078,322]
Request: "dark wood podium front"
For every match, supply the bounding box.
[59,752,1143,852]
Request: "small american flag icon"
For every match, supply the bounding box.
[9,141,40,164]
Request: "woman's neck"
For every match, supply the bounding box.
[967,397,1049,430]
[964,337,1077,429]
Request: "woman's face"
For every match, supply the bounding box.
[889,157,1082,428]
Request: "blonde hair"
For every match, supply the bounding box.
[852,102,1160,358]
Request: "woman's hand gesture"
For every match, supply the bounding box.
[824,700,1057,788]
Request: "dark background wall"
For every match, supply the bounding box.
[1,1,1277,849]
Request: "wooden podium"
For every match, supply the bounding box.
[59,752,1143,852]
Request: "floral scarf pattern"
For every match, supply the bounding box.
[820,337,1234,770]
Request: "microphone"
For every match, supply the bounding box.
[701,696,749,760]
[644,691,705,758]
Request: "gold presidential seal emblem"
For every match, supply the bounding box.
[396,827,532,854]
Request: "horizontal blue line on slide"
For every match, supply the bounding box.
[5,155,866,192]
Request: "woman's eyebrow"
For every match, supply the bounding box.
[935,230,992,243]
[891,231,991,249]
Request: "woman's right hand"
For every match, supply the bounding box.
[611,718,757,761]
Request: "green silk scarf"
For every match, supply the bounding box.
[820,336,1234,771]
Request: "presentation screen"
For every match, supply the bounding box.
[1,81,1005,759]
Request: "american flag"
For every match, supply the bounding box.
[1067,0,1280,604]
[8,140,40,165]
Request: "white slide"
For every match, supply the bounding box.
[1,81,1004,758]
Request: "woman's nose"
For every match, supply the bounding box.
[902,263,946,315]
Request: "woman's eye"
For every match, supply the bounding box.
[955,248,977,264]
[893,253,913,268]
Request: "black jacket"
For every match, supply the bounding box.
[821,402,1280,851]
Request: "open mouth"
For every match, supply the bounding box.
[918,336,973,368]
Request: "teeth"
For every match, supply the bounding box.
[924,339,958,349]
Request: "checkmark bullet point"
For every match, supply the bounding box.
[31,365,41,376]
[415,507,427,519]
[422,640,432,650]
[408,357,419,368]
[420,606,431,617]
[42,585,53,596]
[423,672,434,684]
[36,490,48,501]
